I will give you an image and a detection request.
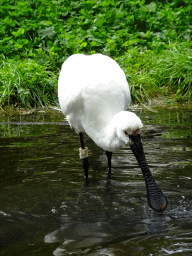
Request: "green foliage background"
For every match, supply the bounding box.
[0,0,192,107]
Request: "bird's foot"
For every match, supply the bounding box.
[107,171,112,180]
[84,177,90,187]
[106,172,112,188]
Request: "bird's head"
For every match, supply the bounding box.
[115,111,143,144]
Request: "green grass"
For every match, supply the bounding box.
[0,56,57,108]
[117,43,192,103]
[149,44,192,101]
[0,0,191,108]
[1,42,191,108]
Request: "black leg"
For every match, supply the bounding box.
[79,133,89,185]
[79,132,85,149]
[106,151,112,179]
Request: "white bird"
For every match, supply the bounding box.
[58,53,168,212]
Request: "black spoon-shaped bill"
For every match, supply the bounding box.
[129,134,168,212]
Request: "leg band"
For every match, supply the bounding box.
[79,147,88,159]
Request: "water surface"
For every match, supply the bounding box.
[0,106,191,256]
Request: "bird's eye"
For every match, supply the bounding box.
[125,131,128,135]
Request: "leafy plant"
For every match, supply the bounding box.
[0,0,191,107]
[1,0,191,60]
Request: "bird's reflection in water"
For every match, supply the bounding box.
[44,183,168,255]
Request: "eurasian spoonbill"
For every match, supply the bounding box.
[58,53,168,212]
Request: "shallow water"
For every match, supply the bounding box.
[0,106,191,256]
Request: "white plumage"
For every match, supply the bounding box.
[58,53,143,152]
[58,53,168,212]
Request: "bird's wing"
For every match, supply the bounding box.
[58,54,131,132]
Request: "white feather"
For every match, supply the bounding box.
[58,53,143,152]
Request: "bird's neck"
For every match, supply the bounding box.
[84,115,125,152]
